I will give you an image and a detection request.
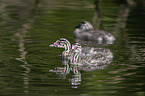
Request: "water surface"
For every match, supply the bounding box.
[0,0,145,96]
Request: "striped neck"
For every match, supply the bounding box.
[72,52,80,63]
[63,39,71,53]
[71,43,82,63]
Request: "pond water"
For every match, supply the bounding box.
[0,0,145,96]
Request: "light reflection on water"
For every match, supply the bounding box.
[0,0,145,96]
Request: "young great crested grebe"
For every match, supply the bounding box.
[70,43,113,66]
[50,38,113,66]
[74,21,115,45]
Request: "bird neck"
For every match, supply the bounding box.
[72,51,81,63]
[64,40,71,53]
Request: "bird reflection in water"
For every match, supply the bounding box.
[49,38,113,88]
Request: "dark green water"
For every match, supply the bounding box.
[0,0,145,96]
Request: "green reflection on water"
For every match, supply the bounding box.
[0,0,145,96]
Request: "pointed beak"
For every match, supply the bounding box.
[49,44,55,47]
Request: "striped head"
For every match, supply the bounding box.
[49,40,62,48]
[75,21,93,31]
[72,43,82,53]
[49,38,70,48]
[49,38,71,53]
